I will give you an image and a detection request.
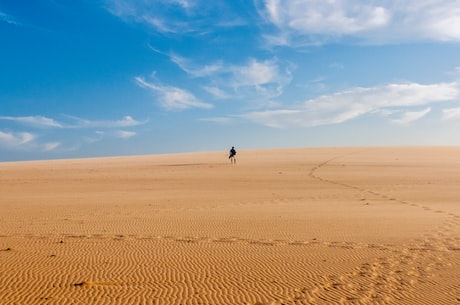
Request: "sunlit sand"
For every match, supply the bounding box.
[1,147,459,304]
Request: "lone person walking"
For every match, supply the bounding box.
[229,146,237,164]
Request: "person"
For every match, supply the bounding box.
[229,146,236,164]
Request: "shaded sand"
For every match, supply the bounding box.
[1,147,459,305]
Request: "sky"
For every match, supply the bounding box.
[1,0,460,161]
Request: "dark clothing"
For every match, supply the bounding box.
[229,148,236,158]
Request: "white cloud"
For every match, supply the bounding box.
[116,130,137,139]
[404,1,460,42]
[115,116,141,127]
[0,131,36,148]
[0,115,144,155]
[257,0,390,45]
[105,0,246,34]
[169,56,292,101]
[0,115,144,129]
[82,131,104,144]
[43,142,61,152]
[170,55,224,78]
[203,86,231,99]
[0,11,21,26]
[241,81,460,127]
[105,1,185,34]
[442,107,460,120]
[392,107,432,124]
[172,56,290,87]
[63,115,145,128]
[256,0,460,45]
[135,76,213,110]
[173,0,193,9]
[232,58,281,87]
[143,16,177,33]
[230,58,292,101]
[0,116,63,128]
[0,114,144,155]
[0,131,61,152]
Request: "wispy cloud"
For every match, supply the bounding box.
[172,55,290,85]
[256,0,460,45]
[233,58,284,87]
[81,131,104,145]
[105,0,184,34]
[0,11,22,26]
[43,142,61,152]
[0,130,64,152]
[116,130,137,139]
[230,58,293,103]
[0,131,36,147]
[0,115,144,153]
[169,56,293,102]
[0,116,64,128]
[442,107,460,120]
[104,0,248,35]
[116,116,142,127]
[135,76,213,110]
[0,115,144,129]
[261,0,389,33]
[392,107,432,124]
[64,115,145,128]
[203,86,232,99]
[170,54,224,78]
[240,81,460,127]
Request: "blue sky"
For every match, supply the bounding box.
[1,0,460,161]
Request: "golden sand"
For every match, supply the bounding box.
[0,147,459,305]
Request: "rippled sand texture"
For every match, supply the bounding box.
[1,147,459,305]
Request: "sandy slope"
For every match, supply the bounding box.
[0,147,459,305]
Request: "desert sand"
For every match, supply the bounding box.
[0,147,459,305]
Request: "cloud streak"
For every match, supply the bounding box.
[0,130,62,152]
[135,76,213,110]
[63,115,145,128]
[240,81,460,127]
[0,115,145,129]
[392,107,432,124]
[116,130,137,139]
[168,55,293,102]
[442,107,460,120]
[0,11,22,26]
[256,0,460,45]
[0,116,64,128]
[0,131,36,147]
[0,115,145,153]
[43,142,61,152]
[170,55,224,78]
[104,0,248,35]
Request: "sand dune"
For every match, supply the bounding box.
[0,147,459,304]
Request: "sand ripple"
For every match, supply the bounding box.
[1,147,459,304]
